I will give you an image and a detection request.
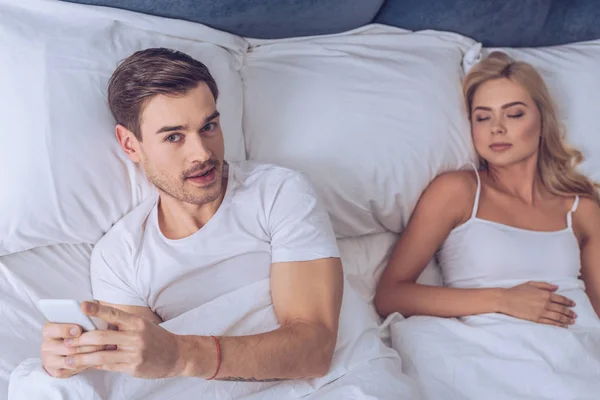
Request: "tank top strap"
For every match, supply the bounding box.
[567,195,580,229]
[469,162,482,219]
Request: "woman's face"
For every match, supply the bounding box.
[470,77,542,167]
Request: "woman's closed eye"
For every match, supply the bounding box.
[508,112,524,118]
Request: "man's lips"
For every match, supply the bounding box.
[185,166,215,179]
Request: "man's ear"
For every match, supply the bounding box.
[116,124,142,163]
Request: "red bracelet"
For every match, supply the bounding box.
[206,336,221,380]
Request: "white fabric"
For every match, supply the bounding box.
[390,167,600,399]
[10,301,417,400]
[9,265,419,399]
[242,26,478,241]
[0,0,248,256]
[472,40,600,185]
[0,243,95,398]
[439,166,584,291]
[337,232,442,345]
[6,161,420,399]
[0,238,420,400]
[91,161,341,321]
[391,296,600,400]
[10,358,415,400]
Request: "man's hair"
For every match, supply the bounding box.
[107,47,219,140]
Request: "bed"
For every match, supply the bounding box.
[2,0,600,399]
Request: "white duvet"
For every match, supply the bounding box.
[389,277,600,400]
[9,279,418,400]
[1,243,419,400]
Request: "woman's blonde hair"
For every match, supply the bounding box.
[462,51,600,203]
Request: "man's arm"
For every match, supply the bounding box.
[64,258,343,381]
[65,170,343,380]
[184,257,344,381]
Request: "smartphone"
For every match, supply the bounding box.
[37,299,99,332]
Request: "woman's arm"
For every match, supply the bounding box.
[375,171,507,318]
[575,197,600,317]
[375,171,576,326]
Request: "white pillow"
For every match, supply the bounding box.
[242,26,478,238]
[0,0,247,255]
[480,40,600,183]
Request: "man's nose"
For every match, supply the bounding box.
[186,134,212,163]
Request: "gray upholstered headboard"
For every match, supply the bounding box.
[61,0,600,47]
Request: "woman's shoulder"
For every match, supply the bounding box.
[427,169,479,196]
[572,196,600,240]
[418,169,479,224]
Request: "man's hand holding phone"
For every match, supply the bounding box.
[40,322,108,378]
[38,299,113,378]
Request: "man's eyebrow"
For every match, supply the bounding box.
[155,111,220,135]
[203,110,220,125]
[156,124,187,135]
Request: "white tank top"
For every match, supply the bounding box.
[437,165,581,290]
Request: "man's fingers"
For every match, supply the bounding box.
[66,350,131,369]
[42,323,82,340]
[107,323,119,331]
[46,368,76,379]
[81,301,135,329]
[43,354,80,371]
[528,281,558,291]
[64,330,134,348]
[550,293,576,307]
[43,339,105,355]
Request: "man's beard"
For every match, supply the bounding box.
[144,160,223,206]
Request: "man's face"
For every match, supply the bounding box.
[119,83,225,206]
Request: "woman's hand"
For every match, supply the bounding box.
[500,281,577,327]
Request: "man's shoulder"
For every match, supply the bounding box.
[231,160,311,190]
[91,193,157,261]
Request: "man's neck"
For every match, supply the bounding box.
[157,180,228,241]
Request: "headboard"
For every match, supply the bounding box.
[61,0,600,47]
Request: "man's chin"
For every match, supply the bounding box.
[182,185,223,206]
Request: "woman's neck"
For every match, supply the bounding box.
[485,157,549,206]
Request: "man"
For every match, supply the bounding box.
[20,48,419,400]
[40,48,344,382]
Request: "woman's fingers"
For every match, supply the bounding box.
[539,317,568,329]
[547,302,577,319]
[541,310,574,326]
[549,293,576,307]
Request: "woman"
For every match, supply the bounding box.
[375,52,600,399]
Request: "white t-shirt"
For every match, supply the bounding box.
[90,161,340,321]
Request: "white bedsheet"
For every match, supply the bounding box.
[389,277,600,400]
[10,357,412,400]
[1,242,420,400]
[0,244,95,399]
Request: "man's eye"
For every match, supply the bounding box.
[202,122,217,132]
[166,134,182,142]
